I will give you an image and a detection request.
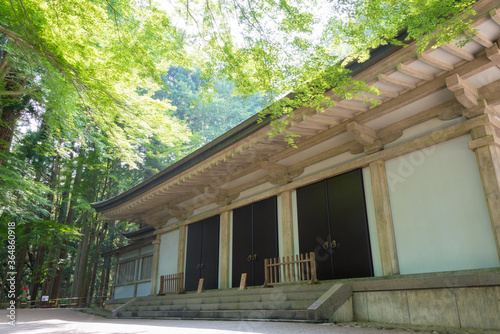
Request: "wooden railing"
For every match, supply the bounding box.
[21,296,108,308]
[263,252,319,287]
[158,272,185,295]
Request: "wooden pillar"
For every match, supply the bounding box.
[469,122,500,260]
[150,236,161,295]
[177,225,187,274]
[219,211,231,289]
[281,191,295,257]
[369,160,399,276]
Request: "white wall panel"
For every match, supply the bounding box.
[157,229,180,294]
[386,135,499,274]
[114,285,135,299]
[136,282,151,297]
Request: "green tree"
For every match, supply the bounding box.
[155,66,265,145]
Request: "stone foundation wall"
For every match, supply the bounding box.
[352,286,500,330]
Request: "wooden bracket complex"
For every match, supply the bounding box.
[262,161,304,185]
[347,121,383,154]
[204,186,239,206]
[446,74,479,109]
[164,205,193,221]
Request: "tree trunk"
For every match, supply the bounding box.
[63,249,75,299]
[14,225,31,300]
[88,260,99,307]
[73,218,90,303]
[50,152,84,300]
[30,245,46,302]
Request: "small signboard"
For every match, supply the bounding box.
[197,278,204,293]
[239,273,248,290]
[41,296,49,302]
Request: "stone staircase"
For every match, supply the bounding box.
[115,283,351,322]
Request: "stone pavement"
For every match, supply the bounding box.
[0,308,400,334]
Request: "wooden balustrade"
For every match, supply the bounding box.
[263,252,319,287]
[158,272,185,295]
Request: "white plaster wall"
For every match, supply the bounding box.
[114,285,135,299]
[136,282,151,297]
[386,135,500,275]
[362,167,383,277]
[157,229,180,294]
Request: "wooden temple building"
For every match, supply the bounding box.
[92,0,500,329]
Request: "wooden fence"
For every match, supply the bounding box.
[158,272,185,295]
[20,296,108,308]
[263,252,319,287]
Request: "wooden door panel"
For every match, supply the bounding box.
[200,215,220,290]
[296,180,334,280]
[327,169,373,279]
[252,196,278,286]
[232,204,253,287]
[185,221,203,291]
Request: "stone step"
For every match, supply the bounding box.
[126,300,313,312]
[117,309,310,320]
[118,283,334,322]
[132,290,323,307]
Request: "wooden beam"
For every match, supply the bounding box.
[470,124,500,260]
[336,101,370,112]
[323,107,355,118]
[462,99,497,119]
[280,191,295,257]
[288,127,318,136]
[418,53,454,71]
[397,63,435,81]
[491,8,500,26]
[376,87,400,98]
[369,161,399,276]
[219,211,231,289]
[473,33,494,48]
[292,121,329,131]
[177,225,187,274]
[378,73,416,90]
[440,44,475,61]
[304,114,340,125]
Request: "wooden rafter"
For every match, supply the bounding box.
[378,73,417,90]
[397,63,435,81]
[418,53,454,71]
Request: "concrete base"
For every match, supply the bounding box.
[350,271,500,330]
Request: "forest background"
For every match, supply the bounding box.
[0,0,476,305]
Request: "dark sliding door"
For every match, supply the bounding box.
[185,215,220,291]
[297,169,373,280]
[232,196,278,287]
